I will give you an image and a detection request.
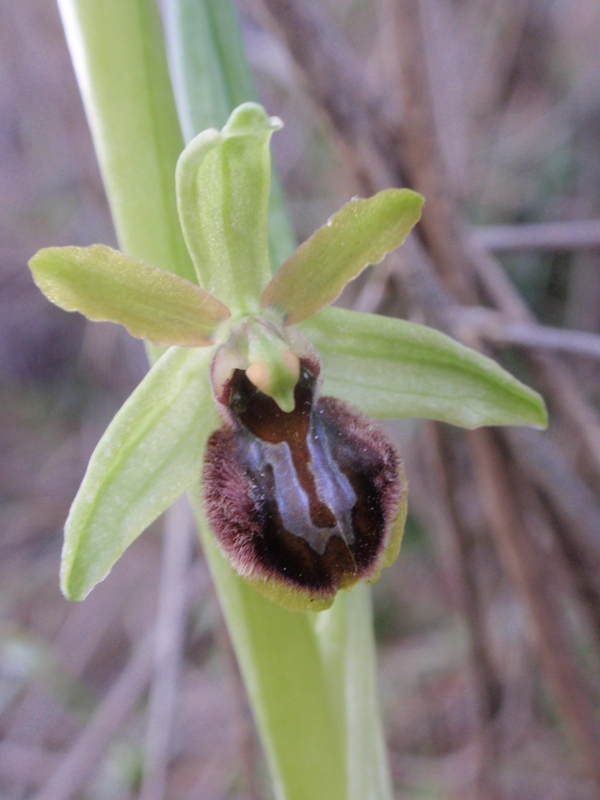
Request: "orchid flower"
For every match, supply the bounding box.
[28,103,547,612]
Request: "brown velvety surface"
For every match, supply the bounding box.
[203,366,402,600]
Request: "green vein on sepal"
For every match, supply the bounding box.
[29,245,230,347]
[61,346,217,601]
[176,102,280,311]
[298,306,548,430]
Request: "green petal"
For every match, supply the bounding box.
[29,245,230,347]
[61,346,217,601]
[176,102,280,312]
[298,307,548,429]
[262,189,423,325]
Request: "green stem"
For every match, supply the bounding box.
[316,587,394,800]
[190,496,347,799]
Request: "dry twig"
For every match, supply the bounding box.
[33,633,154,800]
[469,429,600,789]
[33,554,209,800]
[455,308,600,360]
[472,220,600,252]
[420,423,500,799]
[139,496,195,800]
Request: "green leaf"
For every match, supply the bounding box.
[164,0,254,139]
[298,307,548,429]
[176,102,280,311]
[262,189,424,325]
[29,245,230,346]
[56,0,196,283]
[61,346,217,601]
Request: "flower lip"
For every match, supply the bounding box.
[202,348,405,611]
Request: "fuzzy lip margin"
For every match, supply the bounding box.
[202,357,406,613]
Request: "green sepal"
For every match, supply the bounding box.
[29,245,231,346]
[262,189,423,325]
[176,102,280,311]
[61,346,218,601]
[164,0,297,271]
[298,307,548,429]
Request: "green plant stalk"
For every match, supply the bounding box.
[315,585,395,800]
[55,0,390,797]
[190,496,347,798]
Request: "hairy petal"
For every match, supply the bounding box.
[203,365,406,611]
[261,189,423,325]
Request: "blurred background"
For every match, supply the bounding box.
[2,0,600,797]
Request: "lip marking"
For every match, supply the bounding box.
[242,413,357,555]
[307,414,356,546]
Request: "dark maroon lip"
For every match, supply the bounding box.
[202,357,403,600]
